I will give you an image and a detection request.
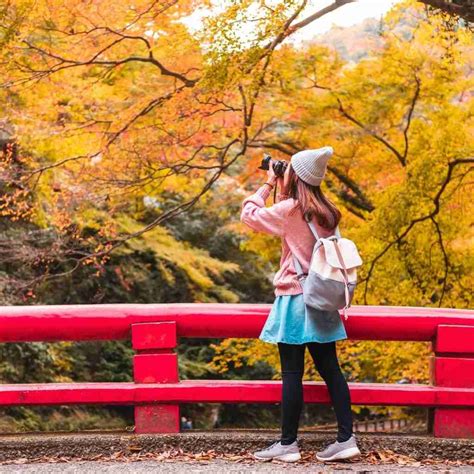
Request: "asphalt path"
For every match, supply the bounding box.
[0,460,472,473]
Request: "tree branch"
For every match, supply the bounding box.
[430,216,449,307]
[262,0,355,50]
[402,75,421,163]
[336,97,406,166]
[360,158,474,304]
[20,40,197,87]
[418,0,474,22]
[290,0,356,31]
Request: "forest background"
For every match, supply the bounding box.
[0,0,472,431]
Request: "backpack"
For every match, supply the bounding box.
[290,221,363,320]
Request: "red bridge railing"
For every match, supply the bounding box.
[0,304,473,438]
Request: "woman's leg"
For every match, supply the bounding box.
[307,341,353,442]
[277,342,306,445]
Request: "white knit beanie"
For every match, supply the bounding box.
[290,146,333,186]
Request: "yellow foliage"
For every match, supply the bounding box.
[1,0,472,391]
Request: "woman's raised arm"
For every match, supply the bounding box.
[240,184,290,237]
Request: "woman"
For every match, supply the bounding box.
[240,147,361,463]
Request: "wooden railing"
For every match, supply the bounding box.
[0,304,473,438]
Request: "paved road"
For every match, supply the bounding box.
[0,431,471,472]
[0,460,472,473]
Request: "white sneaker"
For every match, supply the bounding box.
[316,435,361,462]
[253,439,301,462]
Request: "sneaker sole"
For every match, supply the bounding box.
[316,447,361,462]
[274,453,301,462]
[253,453,301,463]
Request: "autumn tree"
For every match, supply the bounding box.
[0,0,353,296]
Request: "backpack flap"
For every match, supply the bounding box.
[320,238,363,270]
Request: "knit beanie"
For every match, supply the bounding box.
[290,146,333,186]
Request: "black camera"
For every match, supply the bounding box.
[258,153,288,178]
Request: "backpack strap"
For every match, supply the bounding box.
[308,221,341,239]
[292,253,305,281]
[332,240,351,320]
[307,221,320,240]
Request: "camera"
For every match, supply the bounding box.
[258,153,288,178]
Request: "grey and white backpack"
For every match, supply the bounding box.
[291,221,363,320]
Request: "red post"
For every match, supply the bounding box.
[132,321,180,433]
[432,325,474,438]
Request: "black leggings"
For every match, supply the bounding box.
[277,341,353,445]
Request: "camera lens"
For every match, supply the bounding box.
[258,154,272,171]
[273,160,287,177]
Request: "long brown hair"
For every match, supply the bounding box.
[286,163,341,230]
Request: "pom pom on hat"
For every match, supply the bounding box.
[290,146,333,186]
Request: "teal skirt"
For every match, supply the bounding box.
[259,293,347,345]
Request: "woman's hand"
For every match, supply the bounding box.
[266,162,278,185]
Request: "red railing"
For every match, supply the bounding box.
[0,304,473,438]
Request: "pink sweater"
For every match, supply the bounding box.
[240,184,336,297]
